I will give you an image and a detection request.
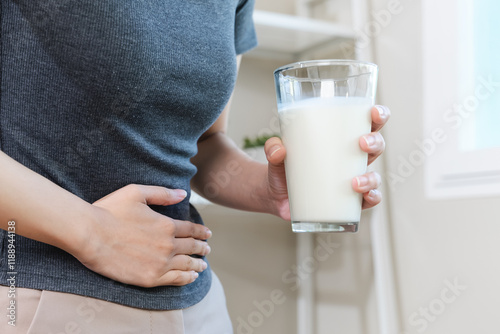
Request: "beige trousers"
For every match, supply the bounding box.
[0,272,233,334]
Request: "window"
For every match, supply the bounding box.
[423,0,500,199]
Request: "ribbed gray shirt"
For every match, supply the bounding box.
[0,0,256,310]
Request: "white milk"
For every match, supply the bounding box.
[278,97,372,223]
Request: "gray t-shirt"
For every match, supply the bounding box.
[0,0,257,310]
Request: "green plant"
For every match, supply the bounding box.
[243,134,280,149]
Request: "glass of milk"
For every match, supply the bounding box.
[274,60,378,233]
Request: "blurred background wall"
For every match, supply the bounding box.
[195,0,500,333]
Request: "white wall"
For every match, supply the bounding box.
[201,206,298,334]
[227,57,283,150]
[372,0,500,332]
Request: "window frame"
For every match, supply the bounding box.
[422,0,500,199]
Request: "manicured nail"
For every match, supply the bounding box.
[205,228,212,238]
[175,189,187,198]
[375,105,388,119]
[269,145,282,158]
[363,135,376,147]
[367,189,381,201]
[356,176,369,187]
[375,106,385,117]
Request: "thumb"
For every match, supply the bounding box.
[139,185,187,206]
[264,137,286,165]
[264,137,288,198]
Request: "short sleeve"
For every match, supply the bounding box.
[234,0,258,55]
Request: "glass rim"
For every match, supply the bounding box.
[273,59,378,76]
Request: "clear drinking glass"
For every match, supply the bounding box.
[274,60,378,233]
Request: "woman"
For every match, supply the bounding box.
[0,0,389,332]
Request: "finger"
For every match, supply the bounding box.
[352,172,382,194]
[359,132,385,153]
[159,270,200,286]
[173,238,211,256]
[130,184,187,206]
[172,220,212,240]
[371,105,391,132]
[362,189,382,209]
[167,255,208,273]
[264,137,286,165]
[359,132,386,165]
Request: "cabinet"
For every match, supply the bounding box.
[249,10,355,61]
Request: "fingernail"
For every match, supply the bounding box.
[202,261,208,270]
[368,189,380,200]
[193,272,199,279]
[375,105,387,119]
[375,106,390,119]
[356,176,369,187]
[175,189,187,198]
[269,145,282,158]
[205,245,211,254]
[363,135,376,147]
[205,228,212,238]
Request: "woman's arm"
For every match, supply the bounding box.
[0,150,211,287]
[191,58,390,218]
[191,131,276,213]
[0,149,94,252]
[190,56,280,215]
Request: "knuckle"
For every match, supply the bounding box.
[185,256,194,270]
[198,242,206,255]
[124,184,144,200]
[125,183,140,194]
[163,220,177,235]
[169,271,185,285]
[191,240,199,254]
[163,240,175,254]
[189,223,197,237]
[193,226,203,239]
[198,225,209,239]
[198,259,207,271]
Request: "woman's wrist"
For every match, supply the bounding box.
[250,162,282,217]
[51,201,99,261]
